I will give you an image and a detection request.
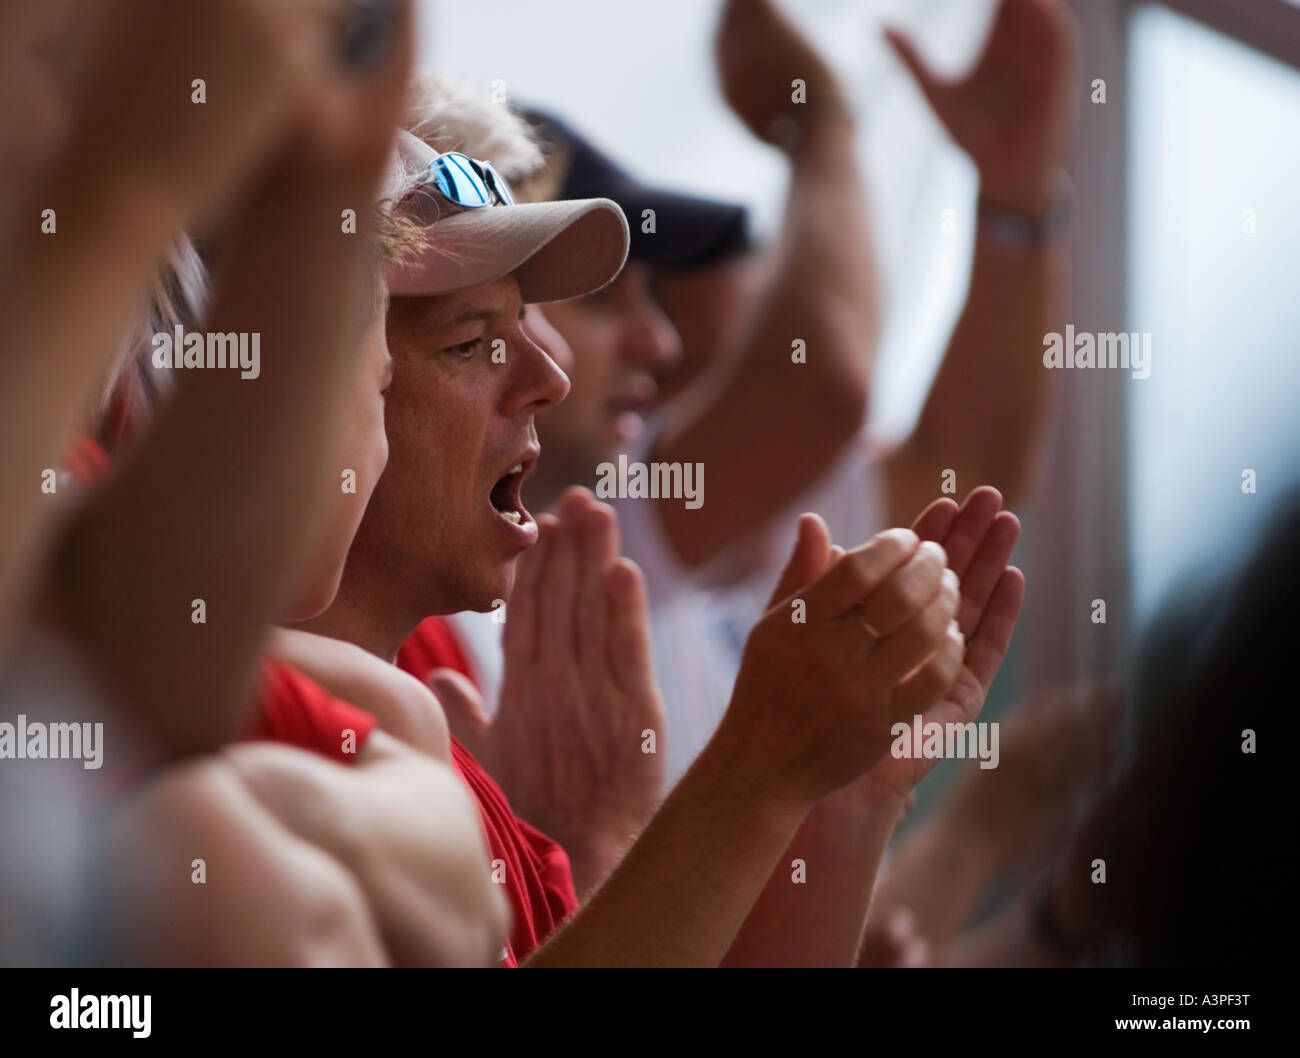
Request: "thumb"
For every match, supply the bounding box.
[428,668,492,760]
[767,513,833,609]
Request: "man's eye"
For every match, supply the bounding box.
[448,338,484,359]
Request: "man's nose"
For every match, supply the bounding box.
[504,328,571,415]
[622,300,684,375]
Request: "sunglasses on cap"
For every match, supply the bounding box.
[404,152,516,220]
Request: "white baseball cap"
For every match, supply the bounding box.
[381,130,629,303]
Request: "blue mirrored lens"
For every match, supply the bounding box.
[482,162,515,206]
[433,154,491,207]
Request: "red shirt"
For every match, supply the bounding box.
[248,658,378,763]
[397,614,479,688]
[67,433,576,962]
[400,615,579,965]
[448,737,579,966]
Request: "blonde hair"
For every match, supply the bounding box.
[404,72,545,186]
[373,199,427,268]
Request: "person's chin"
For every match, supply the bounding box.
[468,555,521,612]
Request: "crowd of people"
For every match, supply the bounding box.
[0,0,1285,968]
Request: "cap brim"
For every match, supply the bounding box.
[385,198,629,303]
[524,108,752,269]
[618,186,750,269]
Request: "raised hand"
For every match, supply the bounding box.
[0,2,415,662]
[38,0,415,754]
[286,0,415,184]
[856,487,1025,804]
[64,0,313,226]
[715,0,848,152]
[714,516,964,812]
[431,488,666,895]
[885,0,1079,208]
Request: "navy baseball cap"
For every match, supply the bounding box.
[523,109,752,270]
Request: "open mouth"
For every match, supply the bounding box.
[490,460,533,526]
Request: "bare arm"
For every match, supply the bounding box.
[526,738,807,967]
[46,6,414,754]
[881,0,1079,522]
[655,0,877,568]
[0,0,344,648]
[50,182,372,753]
[723,783,903,967]
[884,222,1065,522]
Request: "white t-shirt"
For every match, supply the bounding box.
[614,430,888,786]
[445,609,504,717]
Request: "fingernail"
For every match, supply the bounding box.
[920,540,947,564]
[880,527,918,550]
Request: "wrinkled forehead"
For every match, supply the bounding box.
[386,276,523,338]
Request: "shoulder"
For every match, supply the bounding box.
[268,628,451,761]
[107,757,386,965]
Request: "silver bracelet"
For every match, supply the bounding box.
[977,169,1075,251]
